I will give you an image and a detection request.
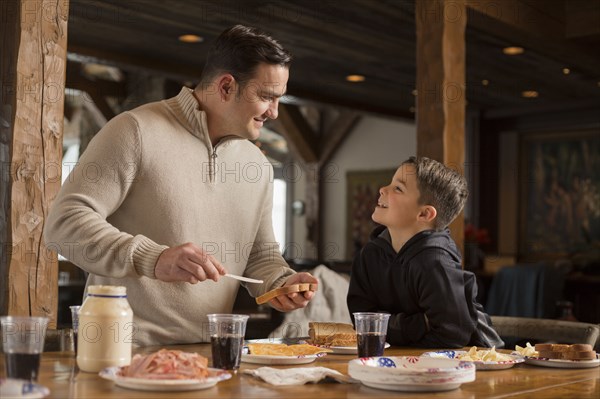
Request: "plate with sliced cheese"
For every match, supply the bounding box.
[524,344,599,369]
[242,343,332,365]
[422,347,525,370]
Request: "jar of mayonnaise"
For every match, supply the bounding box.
[76,285,134,372]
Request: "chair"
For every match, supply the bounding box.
[491,316,600,350]
[485,262,568,318]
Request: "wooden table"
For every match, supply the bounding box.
[2,345,598,398]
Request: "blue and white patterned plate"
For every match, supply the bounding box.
[0,379,50,399]
[421,350,525,370]
[348,356,475,391]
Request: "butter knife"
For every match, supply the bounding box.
[224,274,263,284]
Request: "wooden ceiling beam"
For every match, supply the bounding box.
[66,61,127,98]
[277,104,319,164]
[67,44,200,82]
[466,0,564,40]
[483,97,600,120]
[287,84,415,120]
[466,0,600,77]
[319,112,361,167]
[565,0,600,40]
[65,62,116,120]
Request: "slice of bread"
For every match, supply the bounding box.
[308,322,357,346]
[564,350,596,360]
[255,283,318,305]
[537,350,565,359]
[535,343,596,360]
[567,344,593,352]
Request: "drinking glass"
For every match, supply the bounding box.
[353,312,390,357]
[207,314,249,370]
[1,316,49,381]
[69,306,81,354]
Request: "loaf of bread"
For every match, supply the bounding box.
[534,343,596,360]
[255,283,318,305]
[308,322,357,347]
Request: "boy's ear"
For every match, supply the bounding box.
[417,205,437,223]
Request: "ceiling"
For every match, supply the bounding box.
[66,0,600,120]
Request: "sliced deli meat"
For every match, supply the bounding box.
[120,349,209,380]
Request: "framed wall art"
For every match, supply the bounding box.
[519,130,600,259]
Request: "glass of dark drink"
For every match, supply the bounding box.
[207,314,249,370]
[353,312,390,358]
[1,316,49,381]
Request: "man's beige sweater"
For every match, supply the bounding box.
[44,88,294,346]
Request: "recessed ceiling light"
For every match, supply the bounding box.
[562,68,570,75]
[503,46,524,55]
[522,90,539,98]
[346,75,365,82]
[482,79,489,86]
[178,34,203,43]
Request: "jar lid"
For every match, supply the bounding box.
[87,285,127,297]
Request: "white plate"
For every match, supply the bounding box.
[99,367,231,391]
[241,353,324,365]
[421,350,525,370]
[362,381,462,392]
[328,342,391,355]
[524,354,599,369]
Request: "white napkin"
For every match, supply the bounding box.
[243,367,357,386]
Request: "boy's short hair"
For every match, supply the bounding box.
[199,25,292,89]
[402,156,468,230]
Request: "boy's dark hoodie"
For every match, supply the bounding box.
[348,225,504,348]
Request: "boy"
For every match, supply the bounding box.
[347,156,503,348]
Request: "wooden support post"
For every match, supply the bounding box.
[415,0,466,259]
[0,0,69,324]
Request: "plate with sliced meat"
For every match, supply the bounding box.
[99,349,231,391]
[100,366,231,391]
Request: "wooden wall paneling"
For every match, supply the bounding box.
[416,0,467,257]
[1,0,69,325]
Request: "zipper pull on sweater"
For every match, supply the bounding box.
[210,148,218,183]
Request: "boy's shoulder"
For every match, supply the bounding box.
[401,231,462,270]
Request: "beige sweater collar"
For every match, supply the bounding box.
[166,87,211,145]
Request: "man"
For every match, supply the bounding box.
[45,25,317,346]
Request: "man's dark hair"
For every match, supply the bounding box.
[199,25,292,88]
[402,156,468,230]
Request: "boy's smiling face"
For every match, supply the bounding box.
[372,164,425,231]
